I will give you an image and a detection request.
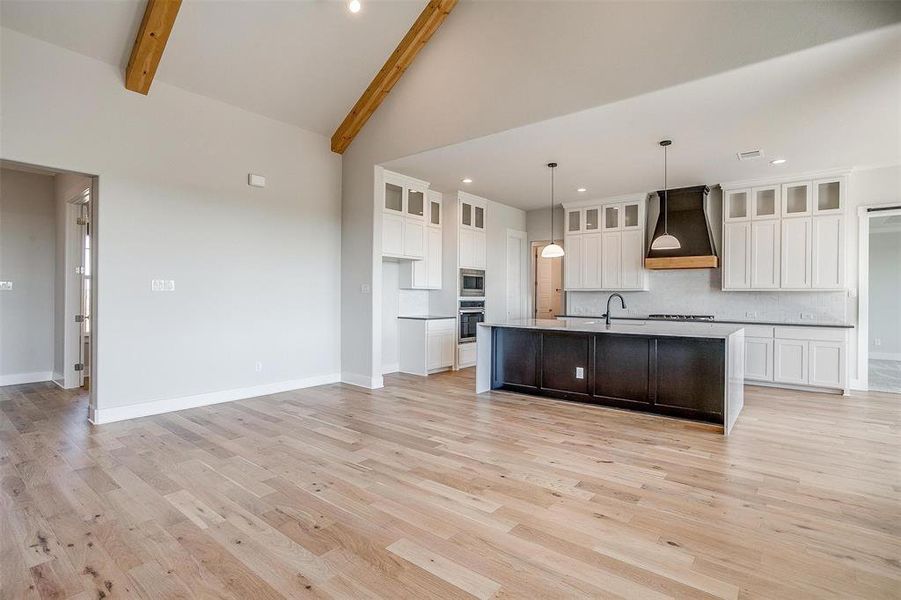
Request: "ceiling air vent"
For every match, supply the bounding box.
[736,149,764,161]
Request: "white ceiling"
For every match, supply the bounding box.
[384,25,901,211]
[0,0,426,136]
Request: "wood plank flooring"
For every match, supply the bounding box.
[1,370,899,599]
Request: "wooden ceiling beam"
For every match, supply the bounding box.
[330,0,457,154]
[125,0,182,95]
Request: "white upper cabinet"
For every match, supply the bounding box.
[724,189,750,222]
[812,178,844,215]
[721,172,847,291]
[382,170,429,260]
[781,181,811,217]
[458,192,487,270]
[811,214,844,289]
[723,221,751,289]
[563,194,648,291]
[750,219,781,289]
[751,186,780,220]
[781,217,812,288]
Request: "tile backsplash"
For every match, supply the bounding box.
[567,268,849,324]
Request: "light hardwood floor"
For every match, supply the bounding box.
[1,370,899,599]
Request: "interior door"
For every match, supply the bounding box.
[534,244,563,318]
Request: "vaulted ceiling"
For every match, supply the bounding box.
[0,0,427,136]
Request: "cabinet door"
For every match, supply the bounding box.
[474,205,485,230]
[428,192,442,227]
[384,181,404,214]
[752,186,779,220]
[382,213,404,256]
[602,231,622,289]
[563,235,582,289]
[584,208,600,232]
[813,178,843,215]
[750,220,780,289]
[724,189,750,221]
[811,215,844,289]
[427,227,442,289]
[723,222,751,289]
[407,189,425,220]
[621,202,641,230]
[459,229,474,268]
[809,340,844,388]
[403,218,425,259]
[774,339,808,385]
[473,231,487,269]
[460,202,472,228]
[581,233,602,289]
[603,205,620,231]
[781,182,811,217]
[780,217,811,288]
[566,209,582,234]
[621,229,644,289]
[745,337,773,381]
[427,333,442,370]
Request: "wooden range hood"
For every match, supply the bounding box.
[645,185,719,270]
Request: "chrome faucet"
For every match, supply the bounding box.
[605,293,626,326]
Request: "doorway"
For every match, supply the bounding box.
[0,160,98,419]
[532,241,563,319]
[858,204,901,393]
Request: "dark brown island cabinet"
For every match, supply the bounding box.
[475,319,746,434]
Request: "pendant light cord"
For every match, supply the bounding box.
[663,143,668,235]
[549,165,555,244]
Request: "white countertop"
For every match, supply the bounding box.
[479,318,745,339]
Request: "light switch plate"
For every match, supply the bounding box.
[0,281,12,291]
[151,279,164,291]
[248,173,266,188]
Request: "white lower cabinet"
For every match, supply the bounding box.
[458,342,477,368]
[774,338,808,385]
[747,325,847,391]
[398,318,455,376]
[745,337,774,382]
[808,340,845,388]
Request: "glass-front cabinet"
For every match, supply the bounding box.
[752,186,779,220]
[382,170,429,260]
[781,181,811,217]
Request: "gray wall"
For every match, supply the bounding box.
[2,29,342,412]
[0,168,56,381]
[526,206,564,244]
[869,225,901,358]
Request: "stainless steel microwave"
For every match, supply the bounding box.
[460,269,485,297]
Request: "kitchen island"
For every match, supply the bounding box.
[476,319,745,434]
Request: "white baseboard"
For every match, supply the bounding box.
[0,371,53,386]
[382,363,399,375]
[90,372,340,424]
[341,372,384,389]
[870,352,901,361]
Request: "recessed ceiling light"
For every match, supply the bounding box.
[461,178,472,184]
[577,188,587,193]
[770,159,787,165]
[348,0,361,13]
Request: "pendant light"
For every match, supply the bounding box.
[541,162,565,258]
[651,140,681,250]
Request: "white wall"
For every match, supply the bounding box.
[0,168,57,384]
[485,199,527,323]
[1,29,342,419]
[869,226,901,358]
[526,206,564,244]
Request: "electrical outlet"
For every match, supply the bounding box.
[151,279,164,291]
[745,311,757,319]
[874,338,882,347]
[575,367,585,380]
[255,361,263,372]
[360,283,371,293]
[800,312,814,320]
[0,281,12,291]
[165,280,176,292]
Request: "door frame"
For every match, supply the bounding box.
[856,202,901,391]
[505,229,528,321]
[529,239,565,319]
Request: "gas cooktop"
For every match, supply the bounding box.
[648,314,715,321]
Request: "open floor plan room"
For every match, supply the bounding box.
[1,373,899,599]
[1,1,900,599]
